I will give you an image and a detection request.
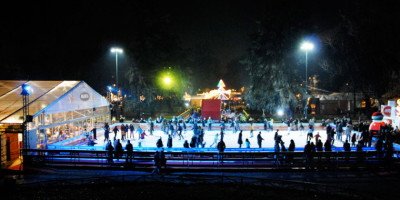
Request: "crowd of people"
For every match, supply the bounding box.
[95,115,399,173]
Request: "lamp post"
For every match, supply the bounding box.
[110,47,123,87]
[20,83,31,150]
[300,41,314,119]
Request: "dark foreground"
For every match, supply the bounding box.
[1,168,400,200]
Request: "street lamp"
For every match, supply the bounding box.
[300,41,314,119]
[110,47,123,87]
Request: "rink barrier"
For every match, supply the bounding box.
[22,148,400,170]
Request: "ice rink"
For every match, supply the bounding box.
[48,123,363,151]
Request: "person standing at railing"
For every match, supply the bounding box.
[183,140,189,148]
[356,141,364,164]
[115,139,123,161]
[288,139,295,164]
[125,140,133,164]
[304,141,313,170]
[156,136,163,148]
[343,139,351,162]
[167,134,173,148]
[324,138,332,163]
[91,127,97,140]
[217,139,226,163]
[160,149,167,169]
[105,140,114,164]
[375,136,384,160]
[152,151,161,175]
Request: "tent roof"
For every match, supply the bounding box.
[0,80,108,123]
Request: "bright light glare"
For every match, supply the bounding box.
[21,83,32,95]
[107,86,112,91]
[184,102,189,107]
[300,41,314,51]
[110,47,123,53]
[163,76,172,85]
[277,109,284,116]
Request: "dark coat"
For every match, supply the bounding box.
[156,138,163,148]
[167,136,173,148]
[217,140,226,153]
[237,132,243,145]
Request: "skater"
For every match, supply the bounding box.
[129,124,134,139]
[149,120,154,135]
[238,130,243,148]
[177,123,183,140]
[104,125,110,142]
[249,121,254,138]
[113,125,119,140]
[257,131,264,148]
[351,133,357,147]
[209,133,219,147]
[91,126,97,140]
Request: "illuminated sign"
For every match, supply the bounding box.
[80,92,90,101]
[383,106,391,117]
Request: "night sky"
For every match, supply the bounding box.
[1,0,399,95]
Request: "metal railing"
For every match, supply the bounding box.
[22,149,400,170]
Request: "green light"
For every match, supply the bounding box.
[157,70,175,90]
[163,76,172,85]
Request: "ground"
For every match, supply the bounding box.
[2,168,400,200]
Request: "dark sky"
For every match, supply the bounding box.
[0,1,267,91]
[1,1,399,94]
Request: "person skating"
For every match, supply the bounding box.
[257,131,264,148]
[209,133,219,148]
[237,130,243,148]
